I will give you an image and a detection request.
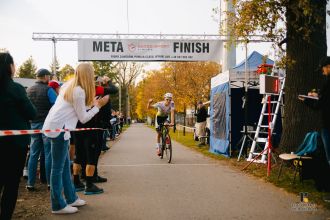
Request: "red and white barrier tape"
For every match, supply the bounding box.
[176,124,195,130]
[0,128,103,137]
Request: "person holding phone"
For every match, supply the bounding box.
[299,56,330,202]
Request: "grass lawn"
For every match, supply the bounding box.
[147,124,330,210]
[122,124,130,132]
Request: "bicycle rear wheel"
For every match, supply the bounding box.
[164,134,172,163]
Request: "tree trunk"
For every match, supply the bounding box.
[123,86,127,117]
[119,84,122,113]
[126,85,130,119]
[280,0,327,152]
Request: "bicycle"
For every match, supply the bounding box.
[158,122,172,163]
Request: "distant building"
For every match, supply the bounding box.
[13,77,37,89]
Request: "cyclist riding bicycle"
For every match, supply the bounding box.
[147,93,175,156]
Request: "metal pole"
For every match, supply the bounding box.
[52,37,57,76]
[244,42,248,93]
[238,41,249,161]
[267,96,272,177]
[126,0,130,33]
[244,41,248,137]
[183,104,186,136]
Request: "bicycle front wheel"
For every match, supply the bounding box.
[164,134,172,163]
[160,134,165,159]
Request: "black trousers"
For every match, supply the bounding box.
[74,131,98,166]
[77,130,102,179]
[0,143,27,220]
[93,131,103,177]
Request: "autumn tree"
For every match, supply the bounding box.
[133,70,168,120]
[132,62,220,120]
[113,62,144,116]
[58,64,74,81]
[17,56,37,79]
[159,62,220,111]
[129,85,139,120]
[134,79,148,119]
[224,0,328,151]
[92,61,117,78]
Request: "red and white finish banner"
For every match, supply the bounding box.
[0,128,103,137]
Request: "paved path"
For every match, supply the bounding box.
[42,124,330,220]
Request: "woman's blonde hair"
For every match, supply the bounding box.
[63,63,95,106]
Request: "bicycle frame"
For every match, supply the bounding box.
[158,123,172,163]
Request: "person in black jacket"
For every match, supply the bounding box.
[0,52,37,219]
[93,77,118,181]
[99,77,118,151]
[299,56,330,202]
[72,76,118,195]
[194,101,208,146]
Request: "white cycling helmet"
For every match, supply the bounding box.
[164,92,173,99]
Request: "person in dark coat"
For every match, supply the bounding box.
[26,68,56,190]
[93,77,118,181]
[72,76,118,194]
[0,52,37,219]
[194,101,208,146]
[299,56,330,202]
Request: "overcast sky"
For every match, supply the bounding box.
[0,0,329,72]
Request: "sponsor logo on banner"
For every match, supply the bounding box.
[128,43,136,52]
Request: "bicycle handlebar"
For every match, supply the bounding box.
[159,122,174,127]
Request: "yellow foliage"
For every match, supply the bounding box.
[132,62,220,119]
[62,74,74,82]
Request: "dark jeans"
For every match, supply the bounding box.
[110,124,116,139]
[321,128,330,167]
[27,122,51,186]
[0,143,27,220]
[50,133,77,211]
[39,147,47,183]
[101,130,109,150]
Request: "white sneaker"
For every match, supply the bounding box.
[23,168,28,179]
[68,198,86,207]
[52,205,78,214]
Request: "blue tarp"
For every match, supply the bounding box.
[209,82,230,157]
[210,51,274,157]
[232,51,274,72]
[209,51,277,157]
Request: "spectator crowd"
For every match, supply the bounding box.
[0,52,128,218]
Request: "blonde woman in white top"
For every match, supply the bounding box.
[43,63,109,214]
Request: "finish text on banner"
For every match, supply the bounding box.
[78,39,222,62]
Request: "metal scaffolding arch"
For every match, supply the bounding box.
[32,32,273,74]
[32,32,273,41]
[32,32,225,41]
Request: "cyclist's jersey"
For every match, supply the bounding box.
[152,101,175,117]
